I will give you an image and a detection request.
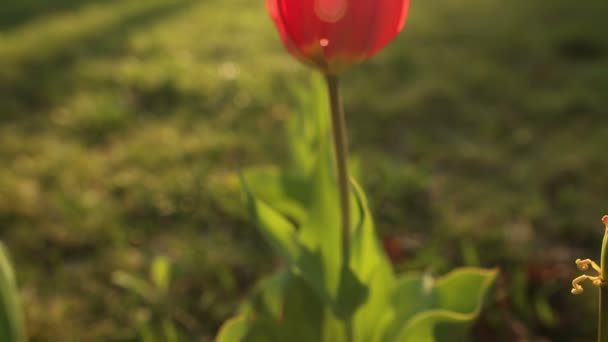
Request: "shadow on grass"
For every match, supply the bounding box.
[0,0,197,123]
[0,0,123,32]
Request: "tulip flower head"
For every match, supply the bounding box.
[267,0,411,75]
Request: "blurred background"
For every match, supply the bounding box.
[1,0,607,340]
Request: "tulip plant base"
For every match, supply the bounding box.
[217,77,497,342]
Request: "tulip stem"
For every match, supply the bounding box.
[325,75,351,264]
[325,74,354,342]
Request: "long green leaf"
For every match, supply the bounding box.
[0,243,26,342]
[348,180,396,341]
[294,130,342,308]
[287,74,330,178]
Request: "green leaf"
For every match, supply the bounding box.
[297,137,339,251]
[112,271,155,302]
[352,265,395,342]
[241,166,308,224]
[294,135,342,309]
[0,243,26,342]
[350,179,394,281]
[460,240,480,267]
[215,316,249,342]
[534,292,557,327]
[238,74,333,228]
[240,86,368,324]
[333,263,368,320]
[434,267,498,313]
[240,271,326,342]
[272,272,325,341]
[162,319,179,342]
[347,180,396,341]
[138,322,156,342]
[381,272,434,342]
[240,174,300,264]
[293,152,370,320]
[393,268,498,342]
[287,74,330,178]
[241,72,370,324]
[294,244,367,321]
[150,256,171,294]
[242,271,289,320]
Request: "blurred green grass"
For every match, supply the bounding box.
[0,0,607,340]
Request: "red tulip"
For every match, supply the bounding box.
[267,0,410,75]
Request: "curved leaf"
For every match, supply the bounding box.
[394,268,498,342]
[434,267,499,313]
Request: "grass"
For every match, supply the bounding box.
[0,0,607,340]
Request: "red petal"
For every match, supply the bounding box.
[322,0,374,58]
[276,0,324,54]
[267,0,308,61]
[367,0,410,56]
